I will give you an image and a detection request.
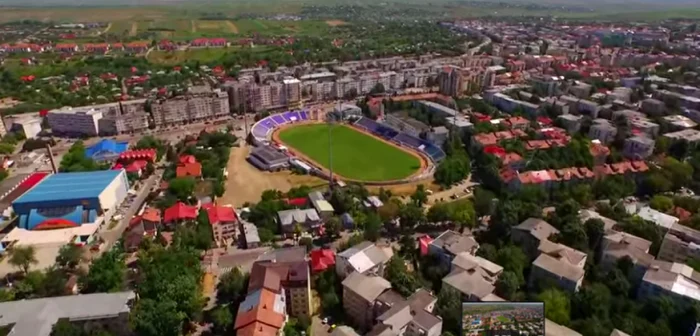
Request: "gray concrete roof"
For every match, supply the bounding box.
[277,208,320,227]
[430,230,479,256]
[342,272,391,303]
[0,291,135,336]
[515,218,559,242]
[533,253,585,282]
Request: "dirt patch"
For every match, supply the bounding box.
[272,122,430,185]
[220,146,326,207]
[226,20,239,34]
[129,22,138,36]
[325,20,348,27]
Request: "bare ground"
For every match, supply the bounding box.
[220,146,326,207]
[326,20,348,26]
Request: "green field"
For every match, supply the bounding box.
[497,316,510,323]
[278,124,421,182]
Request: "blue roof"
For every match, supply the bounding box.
[85,139,128,160]
[13,170,124,208]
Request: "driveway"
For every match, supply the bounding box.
[216,247,270,274]
[311,316,332,336]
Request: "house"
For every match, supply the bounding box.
[663,129,700,146]
[511,218,560,258]
[203,204,237,247]
[310,248,336,273]
[309,192,334,218]
[529,253,585,293]
[428,230,479,267]
[557,114,583,133]
[342,272,392,330]
[176,155,203,178]
[626,204,679,231]
[641,98,666,116]
[623,136,655,160]
[638,260,700,304]
[277,208,321,237]
[442,252,504,302]
[163,202,198,225]
[234,287,287,336]
[658,223,700,264]
[336,241,393,278]
[240,220,260,249]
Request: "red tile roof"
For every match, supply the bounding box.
[176,162,202,178]
[203,205,237,224]
[310,249,335,272]
[119,149,157,162]
[285,197,308,207]
[125,160,148,173]
[234,289,285,331]
[163,202,197,223]
[142,207,161,223]
[419,235,433,256]
[179,155,197,164]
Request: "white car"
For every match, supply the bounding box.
[322,317,329,324]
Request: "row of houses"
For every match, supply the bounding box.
[1,38,230,55]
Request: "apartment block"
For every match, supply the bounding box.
[151,89,229,127]
[442,252,504,302]
[254,247,312,317]
[98,99,149,135]
[623,136,655,160]
[428,230,479,268]
[658,224,700,264]
[529,252,585,293]
[342,272,391,330]
[600,231,654,283]
[638,260,700,304]
[47,106,103,136]
[588,119,618,144]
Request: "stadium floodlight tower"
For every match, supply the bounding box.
[326,104,339,190]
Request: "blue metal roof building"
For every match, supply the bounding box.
[13,170,129,230]
[85,139,129,161]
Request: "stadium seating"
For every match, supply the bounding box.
[353,117,446,162]
[300,111,309,120]
[272,115,287,125]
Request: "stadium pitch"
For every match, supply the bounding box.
[277,123,423,182]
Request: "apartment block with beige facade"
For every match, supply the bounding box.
[253,247,312,317]
[98,99,149,135]
[151,89,229,127]
[342,272,391,330]
[47,106,103,136]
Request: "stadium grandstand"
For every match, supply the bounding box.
[247,146,290,171]
[353,117,446,162]
[250,110,310,145]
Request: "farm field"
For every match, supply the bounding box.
[278,124,422,182]
[146,45,275,65]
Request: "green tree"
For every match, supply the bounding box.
[584,218,606,251]
[398,203,426,231]
[56,244,83,270]
[217,267,248,304]
[130,299,184,336]
[9,245,37,274]
[539,288,570,325]
[258,228,274,243]
[81,249,125,293]
[364,212,382,242]
[435,286,461,335]
[211,305,234,334]
[325,217,342,239]
[385,256,419,297]
[168,177,196,202]
[411,184,428,207]
[472,188,495,217]
[649,195,674,212]
[495,271,519,300]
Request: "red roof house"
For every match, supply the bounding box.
[119,149,157,162]
[285,198,308,207]
[418,235,433,256]
[176,155,202,178]
[163,202,198,224]
[310,249,336,273]
[203,204,237,225]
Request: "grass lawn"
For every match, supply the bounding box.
[278,124,421,181]
[496,316,510,323]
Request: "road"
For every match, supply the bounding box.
[98,174,158,254]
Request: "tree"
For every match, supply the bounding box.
[168,177,196,202]
[130,299,184,336]
[258,228,274,243]
[211,305,234,334]
[584,218,606,251]
[572,283,611,320]
[9,245,37,274]
[649,195,674,212]
[51,319,85,336]
[435,286,461,335]
[398,203,426,231]
[299,237,313,252]
[217,267,248,304]
[369,82,385,95]
[495,271,519,300]
[385,256,419,297]
[472,188,495,217]
[411,184,428,207]
[80,249,125,293]
[325,217,342,239]
[364,212,382,242]
[538,288,570,325]
[398,234,417,261]
[56,244,83,270]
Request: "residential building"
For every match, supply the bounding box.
[600,231,655,282]
[511,218,560,258]
[0,291,136,336]
[627,205,679,231]
[277,208,321,237]
[545,319,583,336]
[529,75,561,97]
[240,220,260,249]
[623,136,655,160]
[438,66,477,97]
[662,115,698,131]
[332,326,361,336]
[663,129,700,146]
[569,82,592,99]
[588,119,618,144]
[638,260,700,304]
[557,114,583,133]
[234,287,287,336]
[203,204,237,247]
[342,272,392,330]
[151,89,229,127]
[641,98,666,116]
[428,230,479,267]
[336,241,393,278]
[372,289,442,336]
[98,99,149,135]
[658,224,700,264]
[251,247,312,317]
[442,252,504,301]
[47,106,103,136]
[529,252,585,293]
[4,113,42,139]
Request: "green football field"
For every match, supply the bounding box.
[278,124,421,181]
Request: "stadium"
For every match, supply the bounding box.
[248,105,444,185]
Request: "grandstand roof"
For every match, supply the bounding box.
[13,170,123,206]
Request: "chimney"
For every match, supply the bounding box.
[46,143,57,174]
